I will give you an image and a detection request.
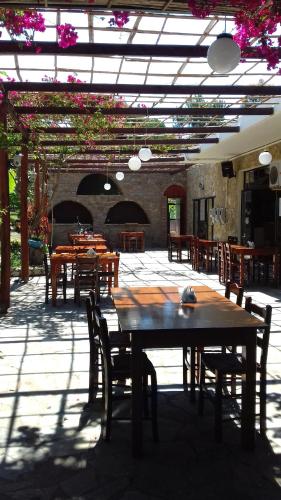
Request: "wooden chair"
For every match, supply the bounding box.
[168,234,181,261]
[85,294,130,406]
[190,236,200,271]
[183,281,244,401]
[74,255,100,305]
[93,308,159,442]
[198,297,272,442]
[97,252,119,299]
[217,241,225,284]
[43,254,67,305]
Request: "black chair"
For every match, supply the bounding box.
[93,308,159,442]
[43,254,67,305]
[85,292,131,405]
[198,296,272,442]
[183,281,244,401]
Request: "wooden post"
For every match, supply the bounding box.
[34,159,40,212]
[0,100,11,312]
[20,132,29,282]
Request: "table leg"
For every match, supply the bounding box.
[51,265,58,306]
[241,333,256,450]
[131,339,143,457]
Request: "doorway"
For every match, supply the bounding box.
[242,167,277,246]
[164,185,186,237]
[193,197,214,239]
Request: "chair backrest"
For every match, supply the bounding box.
[76,255,99,274]
[225,281,244,307]
[93,308,112,381]
[245,296,272,370]
[228,236,238,245]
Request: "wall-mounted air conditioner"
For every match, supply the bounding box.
[269,161,281,190]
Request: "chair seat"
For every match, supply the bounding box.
[111,352,155,379]
[201,352,245,374]
[109,330,130,348]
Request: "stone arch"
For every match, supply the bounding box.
[105,201,150,224]
[49,200,92,224]
[77,173,121,195]
[163,184,186,197]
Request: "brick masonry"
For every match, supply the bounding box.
[48,171,186,249]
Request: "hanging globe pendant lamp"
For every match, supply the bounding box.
[207,33,241,73]
[259,151,272,166]
[138,146,152,162]
[116,171,124,181]
[128,155,141,171]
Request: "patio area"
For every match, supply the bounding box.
[0,251,280,500]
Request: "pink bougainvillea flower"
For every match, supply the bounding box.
[109,11,129,28]
[57,23,78,48]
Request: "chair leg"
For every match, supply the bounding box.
[88,341,99,404]
[102,376,112,441]
[183,347,188,387]
[189,346,196,403]
[63,276,67,303]
[259,374,267,436]
[198,362,205,416]
[150,371,159,443]
[214,371,223,443]
[142,373,149,418]
[45,279,49,305]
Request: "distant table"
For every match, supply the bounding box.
[50,252,119,305]
[112,285,262,457]
[55,244,108,254]
[119,231,145,252]
[230,245,279,286]
[68,234,104,244]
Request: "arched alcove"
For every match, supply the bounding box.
[105,201,150,224]
[77,174,121,195]
[49,201,92,224]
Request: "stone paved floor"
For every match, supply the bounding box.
[0,251,281,499]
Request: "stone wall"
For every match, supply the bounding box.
[186,142,281,242]
[48,171,186,249]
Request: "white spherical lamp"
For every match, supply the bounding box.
[104,182,111,191]
[115,171,124,181]
[258,151,272,166]
[138,147,152,162]
[128,155,141,171]
[207,33,241,73]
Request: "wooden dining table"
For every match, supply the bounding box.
[55,244,108,254]
[51,252,119,305]
[68,233,104,244]
[230,245,280,286]
[112,285,263,457]
[119,231,145,252]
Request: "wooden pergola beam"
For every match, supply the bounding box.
[0,40,276,60]
[40,138,219,146]
[14,106,274,116]
[42,157,187,164]
[48,166,186,172]
[19,126,240,135]
[3,82,281,96]
[29,147,200,156]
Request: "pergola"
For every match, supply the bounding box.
[0,1,281,312]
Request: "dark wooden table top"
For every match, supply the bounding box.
[112,285,262,335]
